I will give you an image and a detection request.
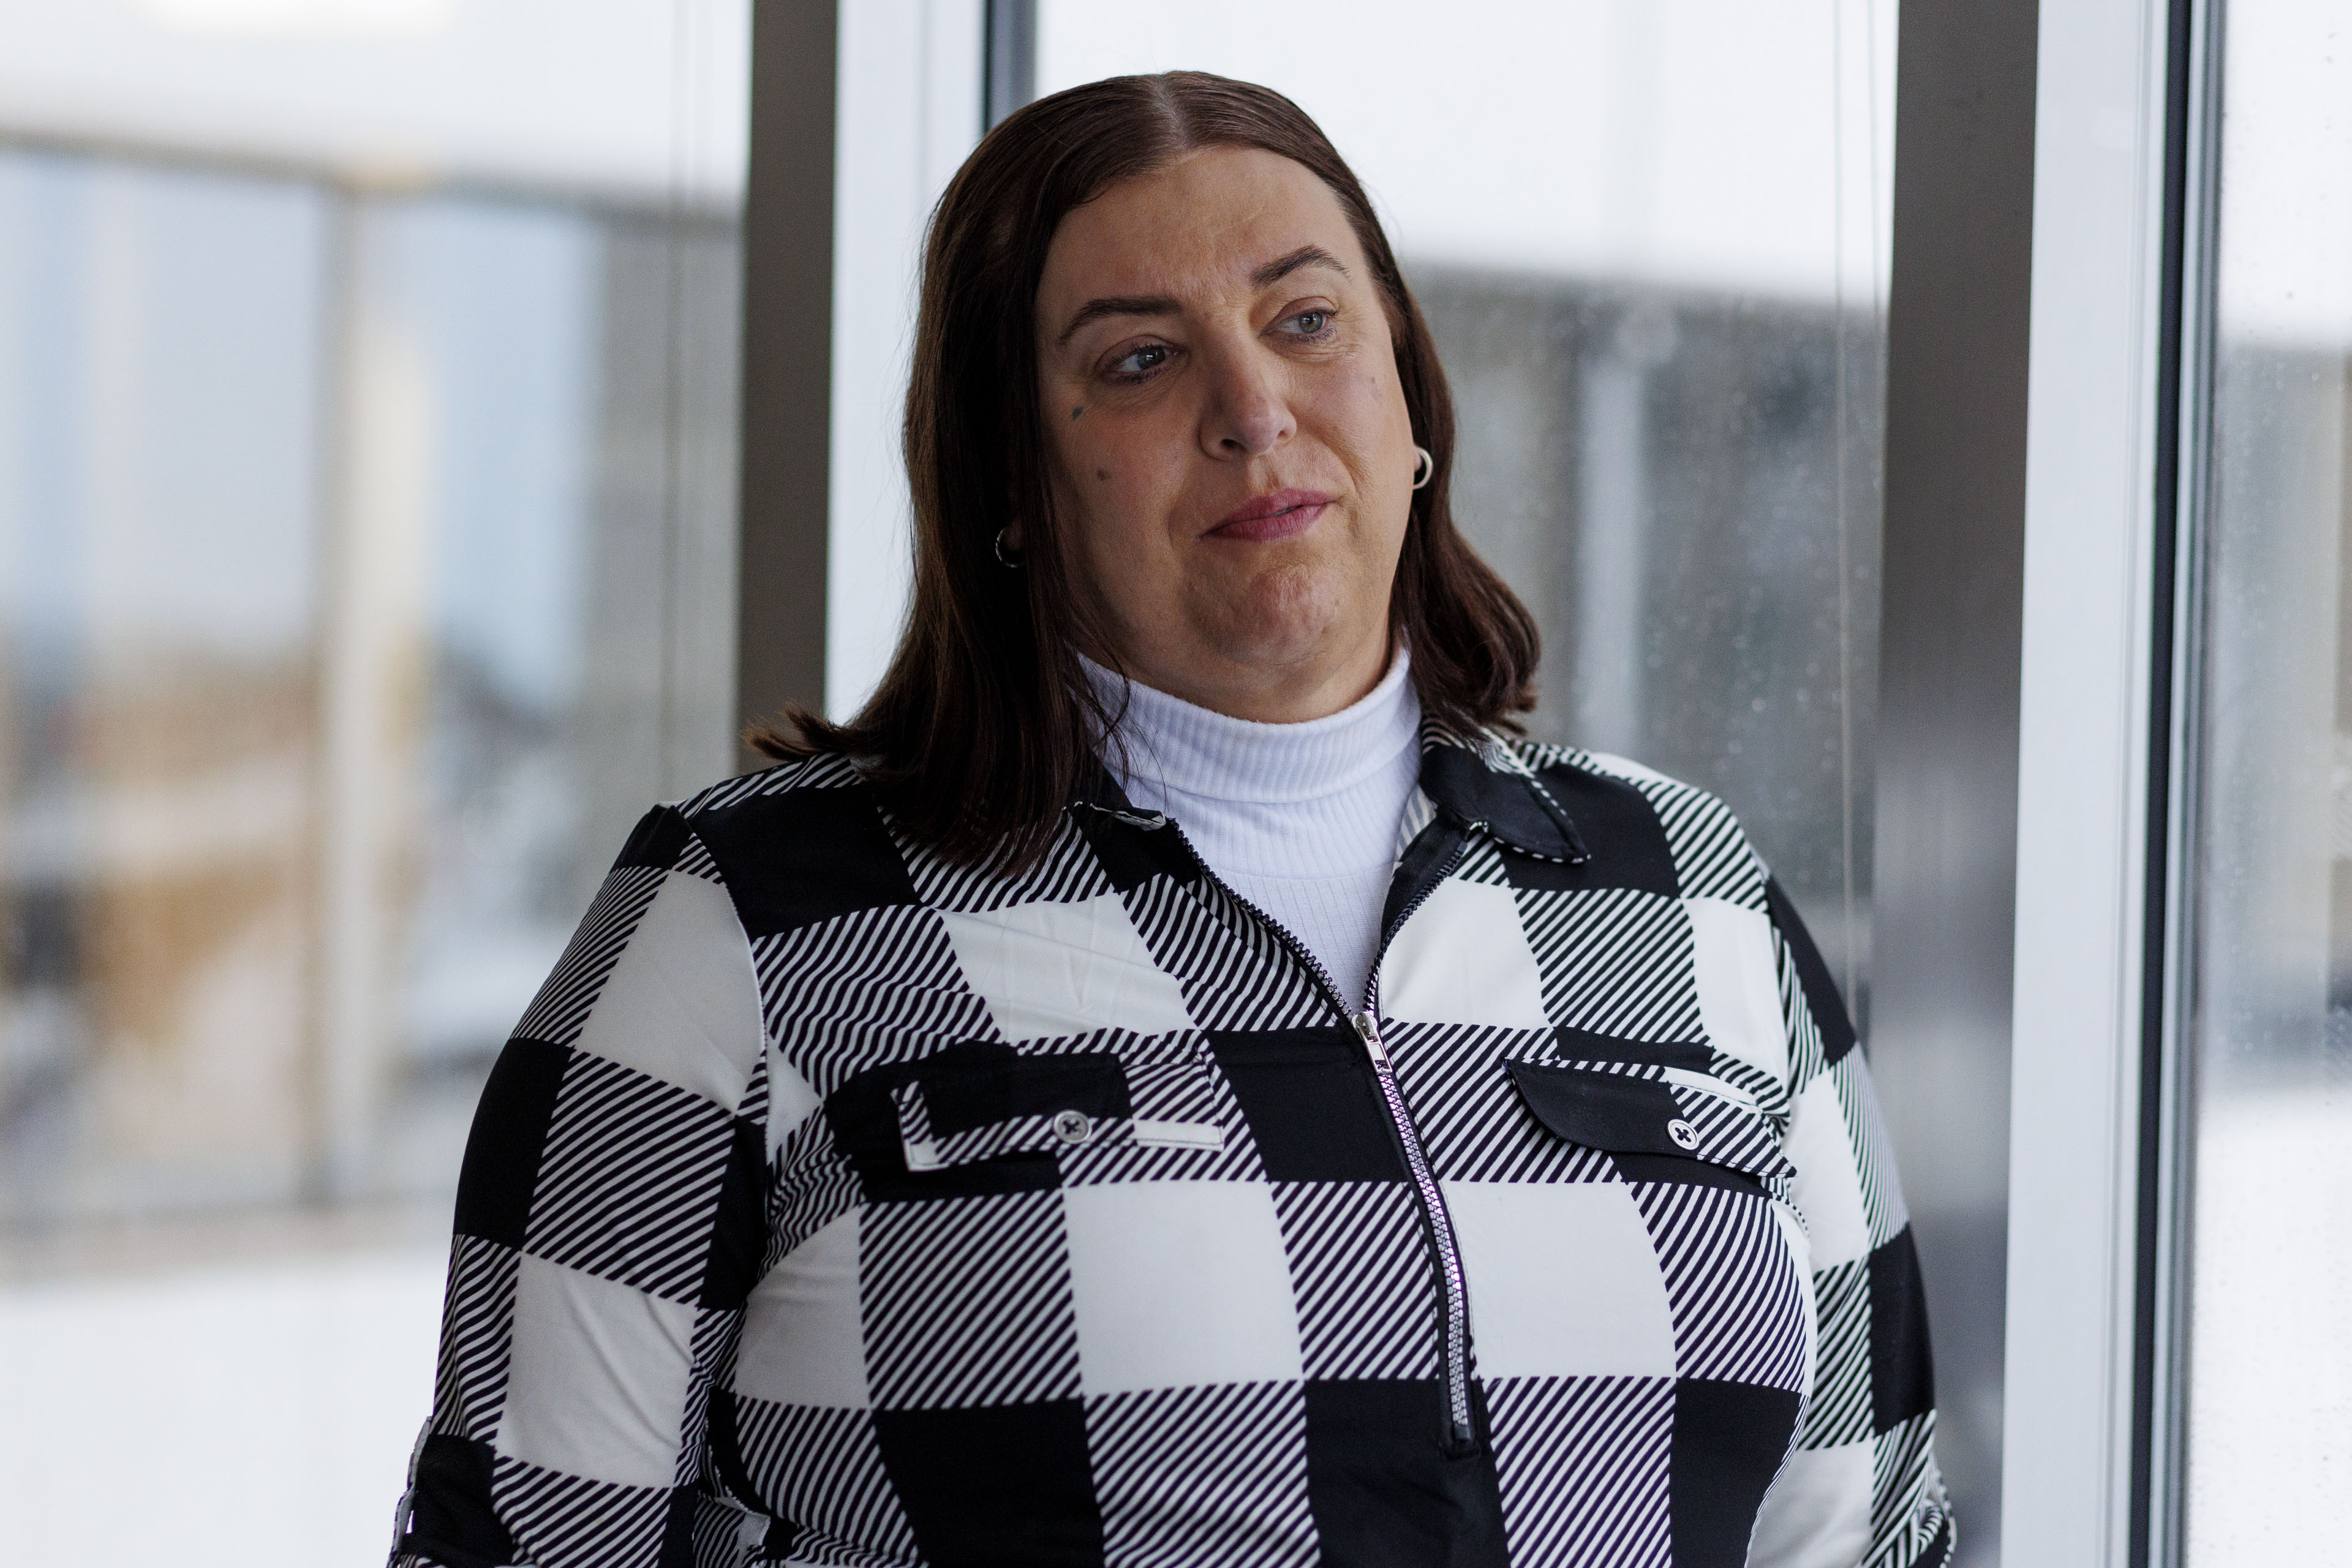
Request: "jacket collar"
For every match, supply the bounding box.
[1071,718,1591,868]
[1414,722,1591,865]
[1070,758,1167,828]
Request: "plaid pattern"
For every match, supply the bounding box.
[393,731,1952,1568]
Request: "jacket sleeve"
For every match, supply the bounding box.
[391,806,775,1568]
[1749,878,1956,1568]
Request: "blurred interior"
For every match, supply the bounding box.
[0,3,744,1559]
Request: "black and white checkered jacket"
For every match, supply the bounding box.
[393,725,1953,1568]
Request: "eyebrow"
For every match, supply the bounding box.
[1057,293,1180,347]
[1055,244,1352,347]
[1252,243,1350,287]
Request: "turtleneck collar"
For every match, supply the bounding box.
[1082,645,1422,807]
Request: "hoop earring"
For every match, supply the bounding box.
[1411,445,1435,491]
[993,527,1023,568]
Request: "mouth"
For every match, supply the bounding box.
[1205,487,1335,543]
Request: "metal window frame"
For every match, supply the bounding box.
[736,0,837,764]
[2002,1,2209,1563]
[984,0,1036,130]
[1878,0,2220,1559]
[1873,2,2040,1550]
[737,1,990,746]
[2136,3,2222,1564]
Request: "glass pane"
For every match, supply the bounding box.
[0,168,742,1230]
[0,154,329,1223]
[341,191,742,1204]
[0,6,746,1561]
[2182,3,2352,1556]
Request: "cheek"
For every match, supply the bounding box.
[1303,369,1413,507]
[1061,415,1183,533]
[1313,356,1409,445]
[1052,417,1192,615]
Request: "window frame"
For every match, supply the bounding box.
[2003,1,2212,1564]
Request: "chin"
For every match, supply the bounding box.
[1204,564,1354,670]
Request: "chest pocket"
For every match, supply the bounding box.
[894,1043,1225,1172]
[1506,1060,1794,1197]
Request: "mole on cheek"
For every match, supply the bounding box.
[1071,404,1084,421]
[1095,469,1109,481]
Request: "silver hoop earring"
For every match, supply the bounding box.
[993,527,1023,568]
[1411,445,1435,491]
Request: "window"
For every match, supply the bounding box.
[2177,2,2352,1553]
[0,7,746,1560]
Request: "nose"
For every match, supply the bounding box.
[1198,339,1294,461]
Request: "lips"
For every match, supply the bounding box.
[1206,488,1333,543]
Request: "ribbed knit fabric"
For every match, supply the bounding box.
[1085,647,1423,1011]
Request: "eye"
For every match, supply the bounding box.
[1107,342,1171,380]
[1283,307,1336,339]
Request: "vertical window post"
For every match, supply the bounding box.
[2005,1,2190,1561]
[1875,0,2041,1551]
[985,0,1036,130]
[736,0,837,763]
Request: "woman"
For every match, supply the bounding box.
[393,73,1951,1568]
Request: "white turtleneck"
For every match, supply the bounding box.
[1086,647,1424,1011]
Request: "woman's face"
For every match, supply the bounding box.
[1033,145,1418,722]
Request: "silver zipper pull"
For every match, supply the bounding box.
[1350,1010,1390,1069]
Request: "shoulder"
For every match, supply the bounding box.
[616,753,935,945]
[1487,733,1771,913]
[671,750,870,822]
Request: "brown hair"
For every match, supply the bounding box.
[756,70,1539,868]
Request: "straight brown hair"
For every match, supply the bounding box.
[756,70,1540,869]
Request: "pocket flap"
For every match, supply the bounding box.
[1506,1061,1793,1183]
[895,1050,1124,1171]
[889,1046,1225,1172]
[918,1049,1126,1135]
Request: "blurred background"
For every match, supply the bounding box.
[0,2,2343,1564]
[0,2,745,1559]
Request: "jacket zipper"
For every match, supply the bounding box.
[1346,1007,1474,1444]
[1145,809,1479,1446]
[1360,820,1476,1441]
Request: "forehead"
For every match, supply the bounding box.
[1038,145,1366,308]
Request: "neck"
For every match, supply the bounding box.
[1080,644,1425,1009]
[1100,627,1395,725]
[1084,644,1420,807]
